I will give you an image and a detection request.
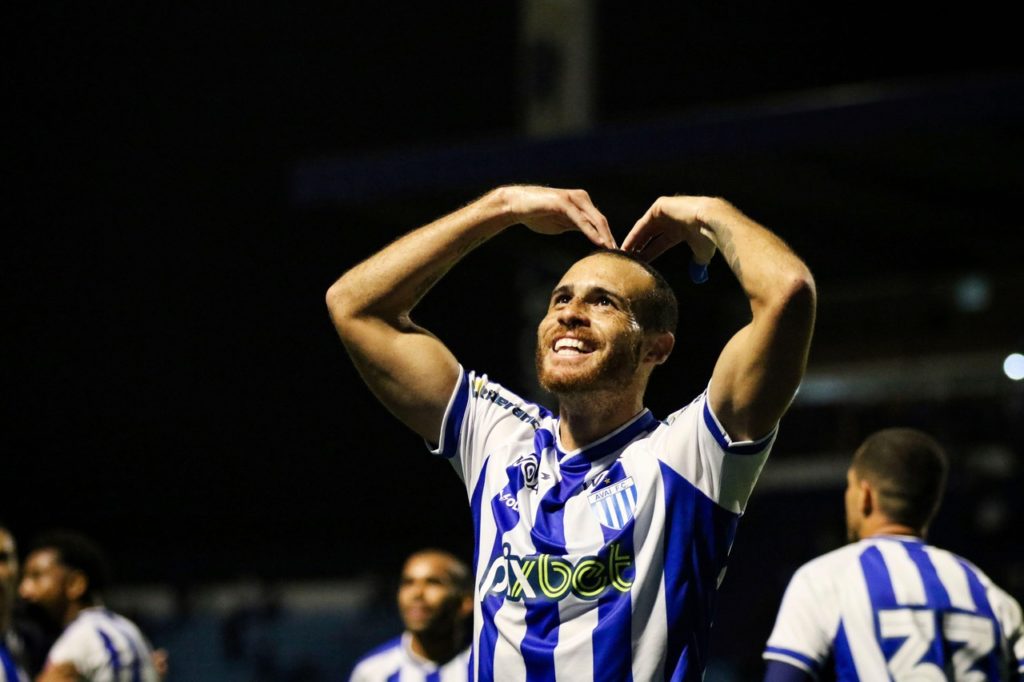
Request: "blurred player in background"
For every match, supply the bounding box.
[763,428,1024,681]
[328,185,816,679]
[349,549,473,682]
[0,524,29,682]
[18,530,164,682]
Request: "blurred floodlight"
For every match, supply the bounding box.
[1004,353,1024,381]
[954,275,991,312]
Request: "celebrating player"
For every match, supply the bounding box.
[18,531,163,682]
[327,185,816,679]
[762,428,1024,681]
[349,549,473,681]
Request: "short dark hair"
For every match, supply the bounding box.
[852,428,949,531]
[29,530,110,601]
[585,249,678,334]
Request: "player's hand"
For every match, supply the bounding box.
[622,195,719,263]
[500,185,616,248]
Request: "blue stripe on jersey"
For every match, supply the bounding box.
[700,401,772,455]
[439,370,471,459]
[386,671,400,682]
[96,628,122,678]
[520,435,587,682]
[832,621,857,681]
[858,545,901,662]
[659,461,741,681]
[425,671,441,682]
[0,643,19,682]
[102,610,143,682]
[592,461,636,682]
[764,646,820,674]
[477,454,529,680]
[958,559,1002,680]
[902,541,950,611]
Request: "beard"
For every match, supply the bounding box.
[536,332,644,396]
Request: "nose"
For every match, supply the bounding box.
[556,298,589,328]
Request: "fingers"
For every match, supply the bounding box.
[567,189,616,248]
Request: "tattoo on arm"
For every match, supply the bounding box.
[714,225,744,285]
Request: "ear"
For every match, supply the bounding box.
[859,479,874,518]
[459,594,474,619]
[644,332,675,365]
[65,570,89,602]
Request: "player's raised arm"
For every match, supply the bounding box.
[326,185,614,443]
[622,196,815,441]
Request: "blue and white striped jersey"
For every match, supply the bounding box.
[348,633,470,682]
[431,367,776,681]
[764,535,1024,681]
[46,607,159,682]
[0,631,29,682]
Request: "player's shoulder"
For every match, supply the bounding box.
[352,634,403,666]
[792,542,867,582]
[464,369,552,426]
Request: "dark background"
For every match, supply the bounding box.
[7,3,1023,677]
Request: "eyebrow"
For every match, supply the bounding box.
[550,284,628,307]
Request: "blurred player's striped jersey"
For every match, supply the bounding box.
[46,607,159,682]
[764,535,1024,680]
[431,367,775,681]
[0,631,29,682]
[348,633,470,681]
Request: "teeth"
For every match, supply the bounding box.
[554,338,591,353]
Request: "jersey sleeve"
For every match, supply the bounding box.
[985,577,1024,679]
[427,366,546,493]
[763,563,835,680]
[654,385,777,513]
[45,627,99,677]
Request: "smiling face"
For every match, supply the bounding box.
[397,552,471,637]
[536,253,668,397]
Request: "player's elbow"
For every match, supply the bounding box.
[771,263,816,318]
[325,277,361,330]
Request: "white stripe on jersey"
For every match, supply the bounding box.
[46,607,158,682]
[924,546,977,612]
[348,633,469,682]
[432,368,776,681]
[764,535,1024,680]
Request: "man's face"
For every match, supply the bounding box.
[19,549,72,624]
[397,553,468,637]
[844,467,864,543]
[0,530,17,618]
[536,254,655,395]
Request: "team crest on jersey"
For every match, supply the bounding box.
[588,477,638,530]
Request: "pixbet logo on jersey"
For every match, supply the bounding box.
[479,542,634,602]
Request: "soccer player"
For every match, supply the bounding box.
[18,530,162,682]
[349,549,473,681]
[327,185,816,679]
[762,428,1024,681]
[0,524,29,682]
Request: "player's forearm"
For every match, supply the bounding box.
[697,198,816,322]
[326,188,516,328]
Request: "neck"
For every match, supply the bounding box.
[63,600,97,628]
[862,521,923,541]
[557,389,644,451]
[409,628,463,665]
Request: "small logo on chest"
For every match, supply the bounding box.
[587,477,638,530]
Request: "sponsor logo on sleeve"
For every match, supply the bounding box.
[472,379,542,429]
